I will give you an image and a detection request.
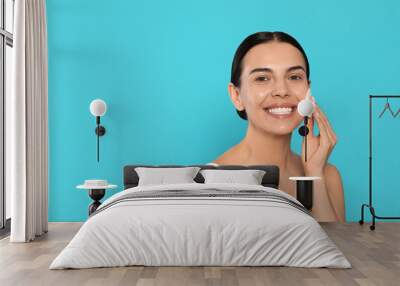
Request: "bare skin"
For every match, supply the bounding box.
[212,41,345,222]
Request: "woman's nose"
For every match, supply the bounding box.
[271,79,289,97]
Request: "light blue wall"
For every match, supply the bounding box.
[47,0,400,222]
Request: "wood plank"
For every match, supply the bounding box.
[0,222,399,286]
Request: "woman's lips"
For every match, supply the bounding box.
[264,108,296,119]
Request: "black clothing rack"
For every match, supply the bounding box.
[359,95,400,230]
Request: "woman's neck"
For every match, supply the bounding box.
[238,123,293,170]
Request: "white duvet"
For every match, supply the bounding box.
[49,183,351,269]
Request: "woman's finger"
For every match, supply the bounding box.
[309,100,320,138]
[313,112,332,152]
[319,112,336,145]
[320,111,337,143]
[307,113,316,137]
[313,104,336,144]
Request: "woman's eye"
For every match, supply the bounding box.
[289,75,303,80]
[255,76,269,82]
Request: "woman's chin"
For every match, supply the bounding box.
[254,123,296,135]
[249,113,302,135]
[266,127,295,136]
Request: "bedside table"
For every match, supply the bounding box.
[77,180,117,215]
[289,176,321,210]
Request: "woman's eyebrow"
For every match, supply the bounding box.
[249,67,273,74]
[287,65,306,73]
[249,65,306,75]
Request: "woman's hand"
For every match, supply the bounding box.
[301,97,337,176]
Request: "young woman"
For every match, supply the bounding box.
[210,32,345,222]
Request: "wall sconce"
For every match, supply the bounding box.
[89,99,107,162]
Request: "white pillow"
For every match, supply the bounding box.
[135,167,201,186]
[200,169,266,185]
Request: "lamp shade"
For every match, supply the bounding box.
[90,99,107,117]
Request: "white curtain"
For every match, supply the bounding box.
[7,0,48,242]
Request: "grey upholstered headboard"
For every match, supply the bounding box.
[123,164,280,189]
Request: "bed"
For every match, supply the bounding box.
[49,164,351,269]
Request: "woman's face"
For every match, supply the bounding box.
[232,41,309,135]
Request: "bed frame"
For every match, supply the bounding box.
[123,164,279,189]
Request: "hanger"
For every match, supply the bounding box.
[378,98,395,118]
[393,106,400,118]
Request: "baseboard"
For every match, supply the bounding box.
[0,218,11,239]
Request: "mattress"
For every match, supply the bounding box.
[49,183,351,269]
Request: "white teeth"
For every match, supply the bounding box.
[267,107,293,115]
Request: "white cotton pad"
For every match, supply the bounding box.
[297,89,315,117]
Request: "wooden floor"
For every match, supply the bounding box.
[0,222,399,286]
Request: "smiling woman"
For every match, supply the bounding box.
[211,31,345,222]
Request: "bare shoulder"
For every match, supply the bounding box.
[324,163,345,222]
[324,163,342,182]
[212,150,231,165]
[323,163,345,197]
[212,144,245,165]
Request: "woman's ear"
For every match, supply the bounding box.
[228,83,245,111]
